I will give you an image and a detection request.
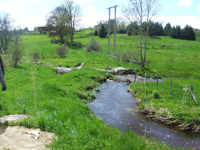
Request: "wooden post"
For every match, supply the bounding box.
[144,72,146,84]
[135,70,137,82]
[170,76,172,94]
[191,85,193,100]
[156,74,159,87]
[190,86,198,105]
[105,65,109,75]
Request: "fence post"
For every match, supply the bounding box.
[191,85,193,100]
[156,74,159,87]
[105,65,109,75]
[170,76,172,94]
[134,70,137,82]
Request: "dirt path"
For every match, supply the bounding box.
[0,125,53,150]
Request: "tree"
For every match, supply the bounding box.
[117,21,127,34]
[46,0,82,45]
[126,21,138,36]
[0,12,14,54]
[182,25,196,41]
[94,30,98,36]
[46,6,70,44]
[98,24,107,38]
[62,0,82,45]
[33,27,37,32]
[164,23,171,36]
[123,0,162,69]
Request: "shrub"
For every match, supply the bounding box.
[51,39,56,43]
[33,52,40,61]
[152,90,160,99]
[56,46,68,58]
[8,35,23,67]
[116,50,139,62]
[77,42,82,48]
[86,37,102,52]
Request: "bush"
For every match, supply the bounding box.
[56,46,68,58]
[152,90,160,99]
[86,37,102,52]
[51,39,56,43]
[77,42,82,48]
[116,50,139,62]
[33,52,40,61]
[8,35,23,67]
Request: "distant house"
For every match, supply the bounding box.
[194,29,200,33]
[94,22,111,32]
[37,26,48,32]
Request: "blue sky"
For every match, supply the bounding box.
[0,0,199,31]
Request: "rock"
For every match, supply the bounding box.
[111,67,133,75]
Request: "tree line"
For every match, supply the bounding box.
[94,21,196,41]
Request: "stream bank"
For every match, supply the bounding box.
[88,78,200,149]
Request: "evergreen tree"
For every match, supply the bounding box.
[182,25,195,40]
[164,23,171,36]
[94,30,98,36]
[126,21,138,36]
[98,24,107,38]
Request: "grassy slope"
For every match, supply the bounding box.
[0,34,173,149]
[75,30,200,128]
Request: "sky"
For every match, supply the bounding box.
[0,0,199,31]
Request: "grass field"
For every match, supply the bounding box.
[0,32,176,149]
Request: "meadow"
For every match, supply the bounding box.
[0,32,175,149]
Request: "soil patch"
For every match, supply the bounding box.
[0,126,53,150]
[0,114,54,150]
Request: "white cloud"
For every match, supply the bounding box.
[199,5,200,11]
[76,0,92,4]
[0,2,21,14]
[86,6,96,11]
[19,0,40,3]
[177,0,192,7]
[80,14,107,28]
[159,16,200,29]
[166,5,172,8]
[15,11,48,30]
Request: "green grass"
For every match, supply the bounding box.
[0,33,175,149]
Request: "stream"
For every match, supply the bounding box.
[88,79,200,149]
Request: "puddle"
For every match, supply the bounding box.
[88,81,200,149]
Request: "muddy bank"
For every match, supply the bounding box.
[88,80,200,149]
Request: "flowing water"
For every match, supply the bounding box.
[88,79,200,149]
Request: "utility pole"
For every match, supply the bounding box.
[114,6,117,56]
[108,7,111,56]
[107,5,118,56]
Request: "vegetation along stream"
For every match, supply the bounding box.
[88,76,200,149]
